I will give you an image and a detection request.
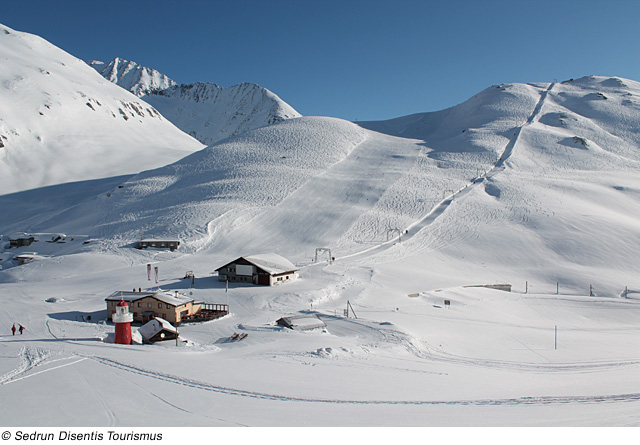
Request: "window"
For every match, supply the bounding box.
[138,302,141,308]
[158,303,162,309]
[166,304,171,309]
[148,303,152,308]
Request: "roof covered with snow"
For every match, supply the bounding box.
[106,291,194,307]
[245,254,297,274]
[277,314,326,331]
[138,317,177,341]
[217,253,298,275]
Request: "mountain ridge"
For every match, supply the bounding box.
[89,57,176,97]
[89,57,301,145]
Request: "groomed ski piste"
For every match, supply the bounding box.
[1,35,640,427]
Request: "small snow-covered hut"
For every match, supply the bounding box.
[138,317,178,344]
[277,314,326,331]
[14,253,39,265]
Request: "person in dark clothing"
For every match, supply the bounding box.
[11,324,16,336]
[18,325,24,335]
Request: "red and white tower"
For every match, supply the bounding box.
[113,298,133,345]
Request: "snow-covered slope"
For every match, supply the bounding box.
[0,24,204,195]
[91,58,301,145]
[2,75,640,427]
[4,75,640,296]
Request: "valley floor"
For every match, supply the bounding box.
[0,250,639,427]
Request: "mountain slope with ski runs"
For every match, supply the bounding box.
[1,23,640,427]
[90,57,301,146]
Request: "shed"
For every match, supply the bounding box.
[464,284,512,292]
[138,317,179,344]
[9,234,35,248]
[216,253,298,286]
[137,239,180,251]
[13,253,42,265]
[277,314,326,331]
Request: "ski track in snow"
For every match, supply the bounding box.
[76,364,118,427]
[0,346,66,385]
[88,354,640,407]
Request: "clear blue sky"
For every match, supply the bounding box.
[4,0,639,121]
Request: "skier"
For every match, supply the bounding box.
[18,324,24,335]
[11,324,16,336]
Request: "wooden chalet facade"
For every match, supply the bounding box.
[106,290,201,325]
[9,235,35,248]
[216,254,298,286]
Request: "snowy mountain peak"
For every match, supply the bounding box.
[88,57,176,97]
[90,58,301,145]
[146,81,302,145]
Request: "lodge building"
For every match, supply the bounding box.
[215,253,298,286]
[105,290,200,325]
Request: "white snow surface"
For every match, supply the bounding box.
[91,58,302,146]
[0,24,204,194]
[1,72,640,426]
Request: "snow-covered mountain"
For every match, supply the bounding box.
[4,75,640,297]
[90,58,301,145]
[0,24,204,195]
[88,58,176,97]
